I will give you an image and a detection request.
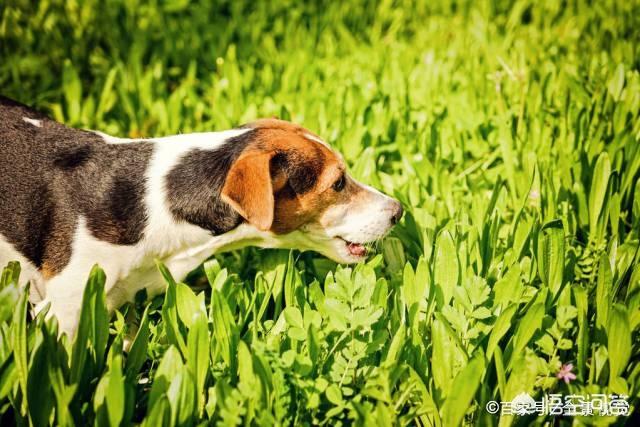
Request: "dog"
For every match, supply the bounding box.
[0,96,403,337]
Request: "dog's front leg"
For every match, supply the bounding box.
[162,225,272,282]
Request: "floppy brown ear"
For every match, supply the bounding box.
[221,151,274,231]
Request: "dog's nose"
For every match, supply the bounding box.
[390,202,403,225]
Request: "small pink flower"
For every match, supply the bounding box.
[557,363,577,384]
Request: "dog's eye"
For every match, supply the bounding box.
[332,174,346,192]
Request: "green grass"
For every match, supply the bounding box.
[1,0,640,425]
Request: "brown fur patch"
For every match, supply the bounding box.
[41,264,56,280]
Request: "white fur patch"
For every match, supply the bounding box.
[304,132,331,148]
[89,130,131,144]
[150,130,250,147]
[22,117,42,127]
[93,128,251,149]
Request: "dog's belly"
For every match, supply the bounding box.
[0,232,46,302]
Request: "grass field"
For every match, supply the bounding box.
[1,0,640,425]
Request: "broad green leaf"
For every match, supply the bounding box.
[11,285,28,416]
[574,286,589,379]
[283,307,304,330]
[384,323,406,366]
[382,237,406,274]
[325,384,343,405]
[27,335,54,427]
[142,395,171,427]
[96,67,118,120]
[441,352,484,427]
[161,276,187,357]
[492,264,522,308]
[589,153,611,237]
[187,312,210,416]
[149,346,183,410]
[494,346,506,401]
[259,250,288,304]
[126,305,151,379]
[500,352,544,427]
[0,261,20,290]
[434,231,458,307]
[62,60,82,123]
[211,290,239,374]
[94,354,125,427]
[607,63,625,101]
[166,368,196,426]
[608,304,631,383]
[512,303,544,359]
[284,250,303,308]
[536,219,564,297]
[176,282,205,328]
[431,318,456,397]
[486,304,517,358]
[596,253,613,333]
[402,262,416,309]
[0,354,16,401]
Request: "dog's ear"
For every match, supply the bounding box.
[221,151,274,231]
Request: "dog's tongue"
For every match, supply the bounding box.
[347,242,366,257]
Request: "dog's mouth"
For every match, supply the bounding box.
[337,237,370,258]
[346,241,366,257]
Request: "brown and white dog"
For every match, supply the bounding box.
[0,96,402,336]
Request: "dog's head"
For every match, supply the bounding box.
[221,119,403,263]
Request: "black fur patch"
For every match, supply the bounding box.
[274,147,323,195]
[53,145,93,169]
[77,144,153,245]
[0,96,153,274]
[25,184,55,268]
[288,157,321,194]
[165,130,257,234]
